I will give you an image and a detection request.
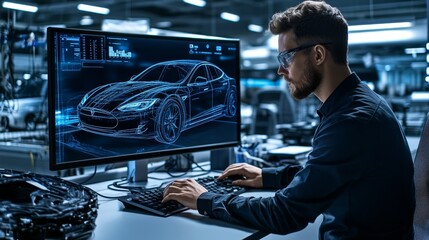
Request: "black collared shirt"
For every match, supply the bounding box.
[197,73,415,239]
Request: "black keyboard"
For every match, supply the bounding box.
[118,175,246,217]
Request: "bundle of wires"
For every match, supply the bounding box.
[0,169,98,240]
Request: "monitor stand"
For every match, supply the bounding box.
[126,156,173,188]
[127,160,149,183]
[126,154,194,187]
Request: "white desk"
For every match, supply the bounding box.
[86,171,321,240]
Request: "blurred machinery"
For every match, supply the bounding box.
[0,15,49,175]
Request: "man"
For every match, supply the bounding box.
[163,1,415,239]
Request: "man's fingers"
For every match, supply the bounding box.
[162,192,180,203]
[224,163,246,172]
[219,165,246,180]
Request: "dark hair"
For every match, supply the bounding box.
[269,0,348,64]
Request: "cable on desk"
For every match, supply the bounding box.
[148,171,213,181]
[93,191,127,199]
[75,165,98,185]
[190,157,208,172]
[91,154,217,198]
[149,159,211,181]
[109,177,137,191]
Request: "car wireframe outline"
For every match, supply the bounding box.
[77,59,237,144]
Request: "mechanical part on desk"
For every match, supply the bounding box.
[235,147,275,167]
[0,169,98,239]
[237,134,285,167]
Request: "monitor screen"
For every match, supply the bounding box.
[47,27,241,170]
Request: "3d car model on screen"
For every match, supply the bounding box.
[77,60,237,144]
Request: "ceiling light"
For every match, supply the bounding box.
[253,63,269,70]
[77,4,110,15]
[411,62,426,68]
[411,92,429,101]
[183,0,206,7]
[220,12,240,22]
[2,1,38,12]
[156,21,172,28]
[348,29,417,45]
[267,35,278,50]
[269,28,422,48]
[248,24,263,33]
[348,21,413,32]
[404,47,426,55]
[102,19,149,34]
[80,16,93,26]
[242,47,270,59]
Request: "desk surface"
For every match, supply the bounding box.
[86,170,321,240]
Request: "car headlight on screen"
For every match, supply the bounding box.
[80,94,89,106]
[118,99,157,112]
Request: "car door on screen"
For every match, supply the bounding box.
[188,65,213,121]
[207,65,227,108]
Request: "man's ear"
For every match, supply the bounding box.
[313,45,326,65]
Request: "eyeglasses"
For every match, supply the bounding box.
[277,42,331,69]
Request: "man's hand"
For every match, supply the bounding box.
[217,163,263,188]
[162,178,208,209]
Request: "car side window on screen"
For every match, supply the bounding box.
[190,66,208,84]
[137,65,164,82]
[207,65,222,80]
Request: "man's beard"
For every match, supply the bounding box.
[288,61,321,100]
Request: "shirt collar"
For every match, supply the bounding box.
[317,73,361,118]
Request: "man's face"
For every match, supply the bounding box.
[277,31,322,100]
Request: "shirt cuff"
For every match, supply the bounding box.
[197,192,218,216]
[262,167,282,189]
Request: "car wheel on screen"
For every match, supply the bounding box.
[155,98,183,144]
[0,117,9,132]
[225,90,237,117]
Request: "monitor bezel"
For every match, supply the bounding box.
[47,27,241,171]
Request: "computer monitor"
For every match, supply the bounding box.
[47,27,241,180]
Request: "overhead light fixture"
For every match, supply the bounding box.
[267,35,278,50]
[242,47,270,59]
[248,24,264,33]
[348,21,413,32]
[220,12,240,22]
[183,0,206,7]
[411,91,429,101]
[77,4,110,15]
[405,47,426,55]
[411,62,426,68]
[156,21,172,28]
[80,16,93,26]
[23,73,31,80]
[253,63,270,70]
[102,19,149,34]
[348,29,417,45]
[407,48,426,54]
[2,1,38,12]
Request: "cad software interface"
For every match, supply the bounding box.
[50,28,240,167]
